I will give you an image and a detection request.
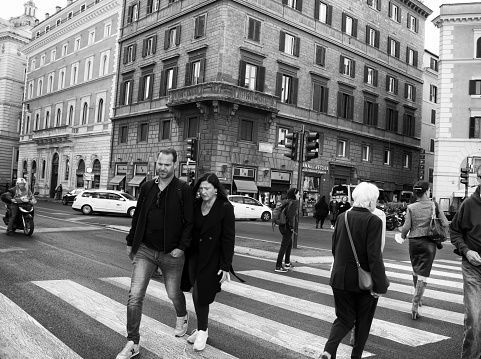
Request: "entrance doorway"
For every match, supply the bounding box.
[50,153,59,198]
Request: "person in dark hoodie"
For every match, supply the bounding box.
[275,188,300,272]
[450,165,481,359]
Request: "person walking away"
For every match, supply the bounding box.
[116,148,194,359]
[55,183,63,200]
[181,173,235,351]
[275,188,299,272]
[399,181,448,320]
[1,178,36,236]
[329,199,338,229]
[450,165,481,359]
[314,196,329,229]
[319,182,389,359]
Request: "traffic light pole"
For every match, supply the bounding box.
[293,125,305,249]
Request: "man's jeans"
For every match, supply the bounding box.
[276,224,292,267]
[127,244,187,344]
[461,258,481,359]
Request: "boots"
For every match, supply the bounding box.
[411,280,426,320]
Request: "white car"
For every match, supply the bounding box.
[228,195,272,222]
[72,189,137,217]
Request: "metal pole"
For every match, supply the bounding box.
[293,125,305,249]
[465,167,469,199]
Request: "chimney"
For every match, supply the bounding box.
[45,13,49,19]
[56,6,62,12]
[34,19,39,25]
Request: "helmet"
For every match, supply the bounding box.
[16,178,27,184]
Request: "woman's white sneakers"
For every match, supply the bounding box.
[187,329,198,344]
[188,329,209,351]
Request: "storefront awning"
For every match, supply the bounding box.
[453,187,477,198]
[128,175,146,187]
[234,179,258,193]
[109,175,125,185]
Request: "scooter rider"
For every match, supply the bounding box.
[1,178,36,236]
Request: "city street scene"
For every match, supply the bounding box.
[0,0,480,358]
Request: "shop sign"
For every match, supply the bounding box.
[258,142,273,153]
[116,164,127,174]
[302,163,328,174]
[271,171,291,182]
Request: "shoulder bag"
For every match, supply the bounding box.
[344,212,374,291]
[427,202,448,242]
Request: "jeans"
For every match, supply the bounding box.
[276,224,292,267]
[461,258,481,359]
[126,244,187,344]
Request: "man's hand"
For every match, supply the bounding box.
[170,248,184,258]
[126,246,133,260]
[370,290,382,299]
[466,250,481,266]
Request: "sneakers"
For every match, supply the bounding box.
[193,329,209,351]
[187,329,198,344]
[330,225,334,229]
[275,266,288,273]
[284,262,294,269]
[318,352,331,359]
[116,341,140,359]
[174,312,189,337]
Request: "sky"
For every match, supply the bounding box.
[2,0,479,55]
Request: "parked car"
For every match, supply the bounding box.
[228,195,272,221]
[62,189,84,205]
[72,189,137,217]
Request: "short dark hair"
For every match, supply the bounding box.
[158,148,177,163]
[193,172,229,202]
[286,187,299,199]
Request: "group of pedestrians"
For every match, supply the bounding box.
[314,196,352,230]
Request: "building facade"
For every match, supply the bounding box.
[0,1,36,190]
[433,3,481,211]
[19,0,121,197]
[111,0,431,207]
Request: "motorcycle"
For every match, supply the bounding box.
[2,204,35,236]
[385,210,405,231]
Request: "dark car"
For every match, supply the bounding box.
[62,189,84,205]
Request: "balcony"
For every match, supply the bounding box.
[115,97,169,119]
[32,126,73,144]
[167,82,278,113]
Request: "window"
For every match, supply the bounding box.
[97,99,104,122]
[139,72,154,101]
[431,109,436,124]
[185,59,205,86]
[159,120,171,140]
[428,168,434,183]
[65,159,70,181]
[160,66,178,96]
[147,0,160,12]
[58,68,66,89]
[100,52,109,76]
[68,11,73,19]
[240,119,254,142]
[143,35,157,56]
[71,62,79,85]
[119,125,128,143]
[278,127,289,147]
[28,82,33,99]
[104,23,111,37]
[40,55,45,66]
[62,43,68,57]
[25,116,30,134]
[56,108,61,127]
[364,66,378,86]
[37,78,43,96]
[312,81,329,113]
[276,73,298,105]
[387,37,400,58]
[74,37,81,51]
[42,160,46,178]
[51,49,56,62]
[164,26,180,49]
[406,47,418,66]
[363,100,378,126]
[403,153,412,169]
[280,31,300,57]
[36,31,40,38]
[47,73,54,93]
[80,4,86,12]
[403,113,415,136]
[194,15,206,39]
[386,107,398,132]
[386,75,398,94]
[342,13,357,37]
[31,59,36,71]
[408,14,419,33]
[138,123,148,142]
[84,57,94,81]
[56,18,61,27]
[81,102,89,125]
[384,149,391,165]
[405,83,416,101]
[430,139,435,152]
[340,55,355,77]
[186,117,199,138]
[469,117,481,138]
[239,61,265,91]
[284,0,302,11]
[362,145,371,161]
[367,0,381,10]
[68,105,74,125]
[430,84,437,102]
[124,44,137,64]
[337,140,346,157]
[35,114,39,130]
[389,3,400,22]
[45,25,50,33]
[477,38,481,58]
[430,57,438,71]
[44,111,50,128]
[315,1,332,25]
[247,17,261,42]
[244,63,257,90]
[315,45,326,66]
[337,91,354,120]
[120,79,133,105]
[366,26,379,48]
[128,3,139,23]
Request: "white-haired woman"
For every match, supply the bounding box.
[319,182,389,359]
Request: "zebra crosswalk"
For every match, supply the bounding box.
[0,258,464,359]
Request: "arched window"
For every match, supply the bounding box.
[56,108,61,126]
[25,116,30,134]
[65,159,70,180]
[23,160,28,178]
[93,159,101,188]
[102,55,108,75]
[82,102,88,125]
[41,159,46,178]
[68,105,74,125]
[477,37,481,58]
[35,114,39,130]
[76,159,85,188]
[86,61,91,80]
[97,99,104,122]
[45,111,50,128]
[31,160,37,190]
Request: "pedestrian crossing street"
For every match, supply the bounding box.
[0,258,464,359]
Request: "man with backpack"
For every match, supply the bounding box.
[116,148,194,359]
[275,188,300,273]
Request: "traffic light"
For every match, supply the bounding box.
[460,168,469,185]
[305,132,320,162]
[188,171,195,186]
[284,132,298,161]
[186,138,198,161]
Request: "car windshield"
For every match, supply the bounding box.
[122,193,136,200]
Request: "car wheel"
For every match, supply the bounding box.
[62,197,68,205]
[128,207,135,218]
[261,211,271,222]
[81,205,93,215]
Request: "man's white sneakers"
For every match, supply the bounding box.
[116,341,140,359]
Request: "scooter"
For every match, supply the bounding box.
[385,210,405,231]
[2,204,35,236]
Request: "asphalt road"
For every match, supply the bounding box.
[0,200,465,359]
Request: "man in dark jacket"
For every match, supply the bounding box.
[116,148,194,359]
[450,165,481,359]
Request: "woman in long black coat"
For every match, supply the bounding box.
[183,173,235,352]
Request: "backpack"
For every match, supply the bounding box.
[272,201,289,231]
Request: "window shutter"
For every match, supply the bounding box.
[363,100,368,123]
[415,18,419,33]
[394,78,398,94]
[238,60,246,87]
[413,50,418,67]
[385,76,389,91]
[365,25,370,44]
[175,25,181,45]
[397,7,401,22]
[172,66,178,89]
[388,2,392,17]
[195,17,200,38]
[351,60,356,78]
[406,47,410,63]
[291,77,299,105]
[395,41,400,58]
[348,95,354,119]
[199,58,205,83]
[138,76,144,100]
[387,37,391,54]
[323,87,329,113]
[152,35,157,54]
[149,74,154,99]
[337,91,343,116]
[373,103,379,126]
[326,5,333,25]
[123,48,128,64]
[404,83,408,98]
[248,18,254,40]
[469,80,476,95]
[128,81,133,104]
[316,46,325,66]
[275,72,283,98]
[119,82,125,105]
[185,62,191,86]
[394,110,399,132]
[352,18,358,38]
[279,31,285,51]
[377,0,381,11]
[364,66,368,83]
[477,38,481,58]
[339,55,344,74]
[294,36,300,57]
[374,69,378,87]
[159,70,166,97]
[469,117,475,138]
[341,13,346,32]
[412,86,416,101]
[254,20,261,41]
[314,0,319,20]
[297,0,303,11]
[282,0,288,4]
[367,0,373,5]
[375,30,380,48]
[313,83,321,112]
[127,5,132,23]
[257,66,265,92]
[198,16,205,38]
[142,39,147,57]
[147,0,152,13]
[407,14,411,28]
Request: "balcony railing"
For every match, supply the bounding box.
[115,97,169,118]
[32,125,73,144]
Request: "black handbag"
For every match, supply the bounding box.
[344,212,374,291]
[427,202,448,242]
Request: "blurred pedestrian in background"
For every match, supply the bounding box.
[329,199,338,229]
[314,196,329,229]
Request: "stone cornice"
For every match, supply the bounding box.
[433,14,481,28]
[398,0,433,19]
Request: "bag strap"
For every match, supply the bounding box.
[431,201,436,220]
[344,212,361,268]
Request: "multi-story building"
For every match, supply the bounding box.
[0,1,37,190]
[111,0,431,206]
[421,49,438,188]
[433,3,481,211]
[19,0,121,197]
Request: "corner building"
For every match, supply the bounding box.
[112,0,431,205]
[19,0,121,197]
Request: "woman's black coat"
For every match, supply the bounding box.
[182,197,235,305]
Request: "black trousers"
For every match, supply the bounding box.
[324,288,378,359]
[276,224,292,267]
